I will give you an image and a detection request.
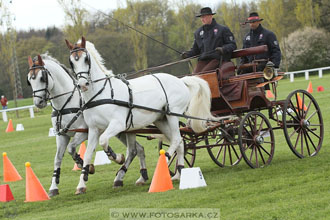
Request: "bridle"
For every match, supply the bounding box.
[28,64,52,102]
[69,47,91,82]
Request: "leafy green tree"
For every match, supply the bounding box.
[294,0,320,27]
[57,0,90,42]
[284,27,330,71]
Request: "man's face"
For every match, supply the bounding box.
[200,15,213,25]
[249,21,261,30]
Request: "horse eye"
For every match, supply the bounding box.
[40,76,46,82]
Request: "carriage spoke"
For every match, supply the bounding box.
[300,129,304,155]
[216,145,224,160]
[184,156,192,167]
[222,145,227,165]
[249,145,255,161]
[289,100,301,121]
[243,126,254,139]
[304,100,312,118]
[294,129,302,150]
[302,129,311,156]
[255,145,259,167]
[258,118,265,134]
[257,146,266,165]
[289,127,300,139]
[306,110,318,121]
[302,93,305,118]
[295,93,302,118]
[257,145,271,157]
[230,144,240,159]
[305,127,321,139]
[304,129,318,152]
[228,144,233,165]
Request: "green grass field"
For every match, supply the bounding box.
[0,74,329,220]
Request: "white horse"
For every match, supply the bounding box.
[27,54,148,196]
[65,37,217,194]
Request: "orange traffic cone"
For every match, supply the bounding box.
[307,81,313,93]
[266,90,274,99]
[148,150,173,193]
[5,119,14,133]
[72,142,86,171]
[25,162,50,202]
[296,94,307,111]
[0,184,15,202]
[2,152,22,182]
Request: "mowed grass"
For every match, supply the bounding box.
[0,74,329,220]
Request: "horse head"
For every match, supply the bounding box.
[27,55,54,108]
[66,36,91,92]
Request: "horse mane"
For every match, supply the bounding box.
[40,53,75,80]
[84,41,114,76]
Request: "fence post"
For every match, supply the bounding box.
[290,73,294,82]
[318,69,323,78]
[2,111,8,122]
[29,107,35,118]
[305,71,309,80]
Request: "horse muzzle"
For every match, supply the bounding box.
[35,99,47,108]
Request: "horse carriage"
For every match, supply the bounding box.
[28,37,324,195]
[130,44,324,172]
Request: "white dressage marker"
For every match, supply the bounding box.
[94,151,111,166]
[16,124,24,131]
[179,167,207,190]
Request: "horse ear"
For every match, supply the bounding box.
[81,36,86,48]
[28,56,33,68]
[65,39,73,50]
[37,55,44,66]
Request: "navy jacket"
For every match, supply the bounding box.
[186,19,237,61]
[241,24,281,69]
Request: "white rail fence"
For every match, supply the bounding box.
[0,105,36,122]
[285,66,330,82]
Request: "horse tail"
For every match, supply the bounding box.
[181,76,218,133]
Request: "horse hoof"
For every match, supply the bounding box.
[171,172,180,181]
[117,154,125,165]
[135,177,147,186]
[89,164,95,175]
[135,181,146,186]
[75,187,87,195]
[113,181,123,188]
[48,189,59,197]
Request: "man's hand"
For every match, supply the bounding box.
[215,47,223,54]
[181,52,189,59]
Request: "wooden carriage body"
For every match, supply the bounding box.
[197,45,270,116]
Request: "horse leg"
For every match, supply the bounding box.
[154,116,185,181]
[113,133,138,187]
[49,135,70,197]
[135,141,148,185]
[75,128,99,195]
[67,132,90,170]
[116,133,148,186]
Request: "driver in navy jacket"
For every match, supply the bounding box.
[181,7,237,74]
[239,12,281,74]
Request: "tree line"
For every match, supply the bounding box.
[0,0,329,99]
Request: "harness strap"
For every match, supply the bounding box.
[51,108,81,117]
[116,75,134,130]
[151,74,170,114]
[84,98,219,123]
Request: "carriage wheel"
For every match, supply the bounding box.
[158,129,196,176]
[205,127,242,167]
[238,111,275,168]
[283,90,324,158]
